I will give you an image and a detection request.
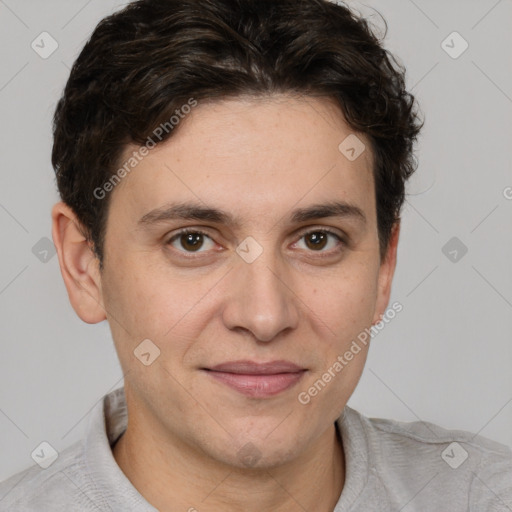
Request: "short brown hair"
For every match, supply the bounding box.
[52,0,423,267]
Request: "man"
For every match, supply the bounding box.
[1,0,511,510]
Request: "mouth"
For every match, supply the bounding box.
[201,360,307,398]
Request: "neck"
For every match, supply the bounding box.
[112,391,345,512]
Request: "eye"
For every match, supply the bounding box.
[293,229,345,254]
[166,228,345,257]
[167,229,215,253]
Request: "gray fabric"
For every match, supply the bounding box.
[1,387,511,511]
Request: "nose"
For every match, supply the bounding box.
[221,246,300,343]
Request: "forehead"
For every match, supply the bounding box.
[110,94,376,229]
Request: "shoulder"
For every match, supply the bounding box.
[341,406,512,509]
[0,440,99,512]
[359,407,512,463]
[356,407,511,453]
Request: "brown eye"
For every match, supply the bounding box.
[167,230,215,253]
[295,229,344,254]
[180,232,204,252]
[304,232,328,251]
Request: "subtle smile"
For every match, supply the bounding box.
[202,360,308,398]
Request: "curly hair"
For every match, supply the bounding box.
[52,0,423,268]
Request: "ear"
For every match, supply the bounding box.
[51,201,106,324]
[372,221,400,325]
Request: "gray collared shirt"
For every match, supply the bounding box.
[1,386,511,511]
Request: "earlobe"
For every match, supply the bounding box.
[372,221,400,325]
[51,201,107,324]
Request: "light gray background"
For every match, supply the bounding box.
[0,0,511,481]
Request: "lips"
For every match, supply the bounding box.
[203,360,307,398]
[208,360,304,374]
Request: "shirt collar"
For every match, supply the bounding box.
[83,386,158,511]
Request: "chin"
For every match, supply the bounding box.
[206,434,301,471]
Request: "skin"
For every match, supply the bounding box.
[51,94,399,512]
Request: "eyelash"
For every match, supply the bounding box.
[166,227,346,258]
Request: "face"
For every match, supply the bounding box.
[65,94,398,469]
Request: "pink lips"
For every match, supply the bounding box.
[204,360,307,398]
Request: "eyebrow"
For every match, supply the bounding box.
[137,200,366,229]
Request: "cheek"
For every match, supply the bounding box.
[307,263,379,344]
[101,256,215,359]
[296,269,377,417]
[108,279,177,338]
